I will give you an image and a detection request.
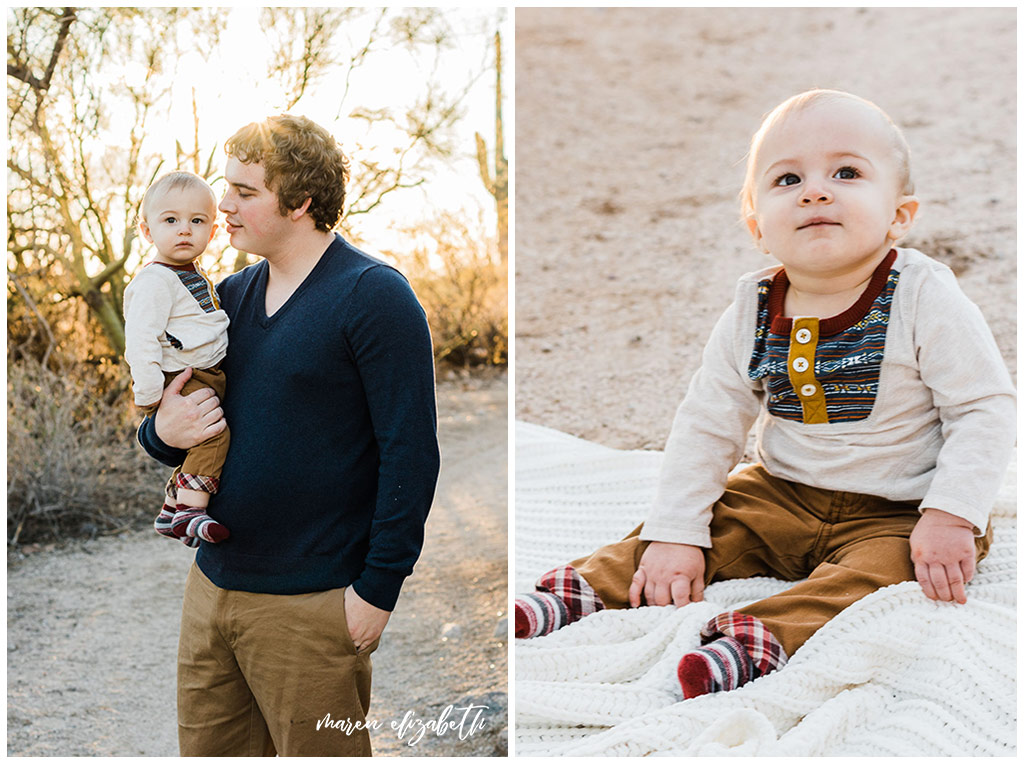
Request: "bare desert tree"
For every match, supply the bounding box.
[7,7,227,360]
[8,6,491,361]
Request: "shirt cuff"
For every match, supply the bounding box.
[917,494,988,537]
[351,565,409,612]
[136,415,187,468]
[638,518,712,548]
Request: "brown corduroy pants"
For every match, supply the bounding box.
[571,464,992,658]
[177,564,378,756]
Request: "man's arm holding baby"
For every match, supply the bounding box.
[139,366,390,654]
[153,368,226,447]
[137,368,226,462]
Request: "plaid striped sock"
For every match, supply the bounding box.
[515,592,568,638]
[171,505,230,543]
[702,611,789,677]
[180,534,200,548]
[153,502,178,539]
[678,636,753,697]
[677,611,788,698]
[515,564,605,638]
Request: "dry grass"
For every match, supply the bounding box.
[7,359,165,545]
[388,212,508,369]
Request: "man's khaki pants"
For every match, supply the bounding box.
[572,464,992,658]
[177,564,379,756]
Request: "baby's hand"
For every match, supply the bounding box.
[629,541,706,608]
[909,508,976,604]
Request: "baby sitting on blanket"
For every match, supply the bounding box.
[515,90,1015,698]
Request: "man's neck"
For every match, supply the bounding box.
[260,228,336,317]
[264,229,336,283]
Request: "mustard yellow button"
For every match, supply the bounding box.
[795,328,813,344]
[792,357,809,373]
[800,383,817,397]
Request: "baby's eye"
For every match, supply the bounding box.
[164,216,177,224]
[834,166,860,180]
[773,173,800,187]
[191,217,205,225]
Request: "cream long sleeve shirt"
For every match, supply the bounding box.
[642,248,1016,547]
[123,262,229,407]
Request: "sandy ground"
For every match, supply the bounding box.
[6,372,508,757]
[514,7,1016,450]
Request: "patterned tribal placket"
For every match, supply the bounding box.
[747,249,900,425]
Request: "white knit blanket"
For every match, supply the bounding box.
[515,421,1017,756]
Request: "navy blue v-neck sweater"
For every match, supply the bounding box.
[138,234,440,611]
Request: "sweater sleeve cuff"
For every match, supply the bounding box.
[136,415,188,468]
[351,565,409,612]
[638,519,712,548]
[918,494,989,536]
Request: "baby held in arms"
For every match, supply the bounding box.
[124,171,231,547]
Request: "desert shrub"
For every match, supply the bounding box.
[385,212,508,368]
[7,358,166,545]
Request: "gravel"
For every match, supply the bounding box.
[7,372,508,757]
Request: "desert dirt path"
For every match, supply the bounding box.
[6,373,508,757]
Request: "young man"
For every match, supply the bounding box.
[138,115,440,756]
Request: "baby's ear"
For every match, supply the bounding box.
[138,219,153,244]
[888,196,919,241]
[745,215,769,254]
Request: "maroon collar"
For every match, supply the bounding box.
[148,260,197,273]
[767,249,897,337]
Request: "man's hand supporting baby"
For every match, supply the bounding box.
[910,508,976,604]
[629,541,706,607]
[153,368,227,449]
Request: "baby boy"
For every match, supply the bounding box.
[515,90,1015,699]
[124,171,231,546]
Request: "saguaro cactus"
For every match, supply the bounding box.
[475,30,507,263]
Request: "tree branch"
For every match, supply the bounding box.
[40,8,78,93]
[89,254,129,290]
[7,160,54,197]
[8,270,57,367]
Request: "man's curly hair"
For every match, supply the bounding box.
[225,115,350,232]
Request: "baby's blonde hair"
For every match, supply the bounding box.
[140,171,217,223]
[738,89,914,221]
